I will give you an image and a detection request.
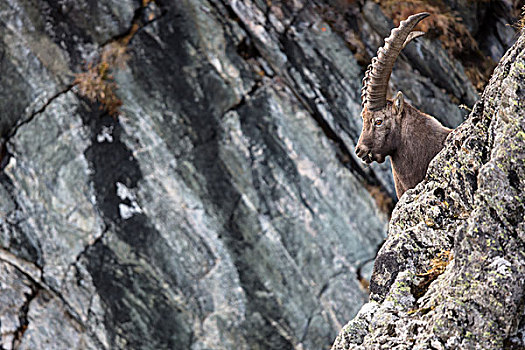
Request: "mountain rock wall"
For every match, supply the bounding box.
[0,0,519,349]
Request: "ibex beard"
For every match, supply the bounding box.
[355,12,452,199]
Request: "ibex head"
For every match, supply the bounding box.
[355,12,430,164]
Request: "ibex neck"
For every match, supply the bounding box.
[391,106,451,191]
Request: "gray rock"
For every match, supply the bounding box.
[0,0,520,349]
[0,1,386,348]
[477,1,518,62]
[332,29,525,350]
[442,0,488,34]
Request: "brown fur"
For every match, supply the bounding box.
[355,98,451,198]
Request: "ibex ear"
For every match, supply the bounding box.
[393,91,404,115]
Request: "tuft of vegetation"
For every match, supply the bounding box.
[365,184,394,217]
[412,250,453,299]
[407,304,436,315]
[74,1,158,116]
[74,42,128,117]
[515,5,525,30]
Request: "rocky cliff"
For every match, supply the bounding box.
[332,28,525,350]
[0,0,520,349]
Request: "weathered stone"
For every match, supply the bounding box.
[0,0,520,349]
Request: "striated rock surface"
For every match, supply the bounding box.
[332,29,525,350]
[0,0,519,349]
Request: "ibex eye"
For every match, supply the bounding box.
[375,119,383,126]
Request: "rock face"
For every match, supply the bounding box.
[0,0,519,349]
[332,29,525,350]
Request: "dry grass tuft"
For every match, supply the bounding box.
[74,2,156,116]
[417,250,453,279]
[74,43,129,116]
[412,250,453,299]
[365,184,394,217]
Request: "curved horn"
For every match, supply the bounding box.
[362,12,430,111]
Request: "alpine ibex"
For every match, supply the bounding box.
[355,12,452,198]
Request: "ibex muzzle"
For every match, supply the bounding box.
[356,13,452,198]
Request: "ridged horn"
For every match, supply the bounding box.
[361,12,430,111]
